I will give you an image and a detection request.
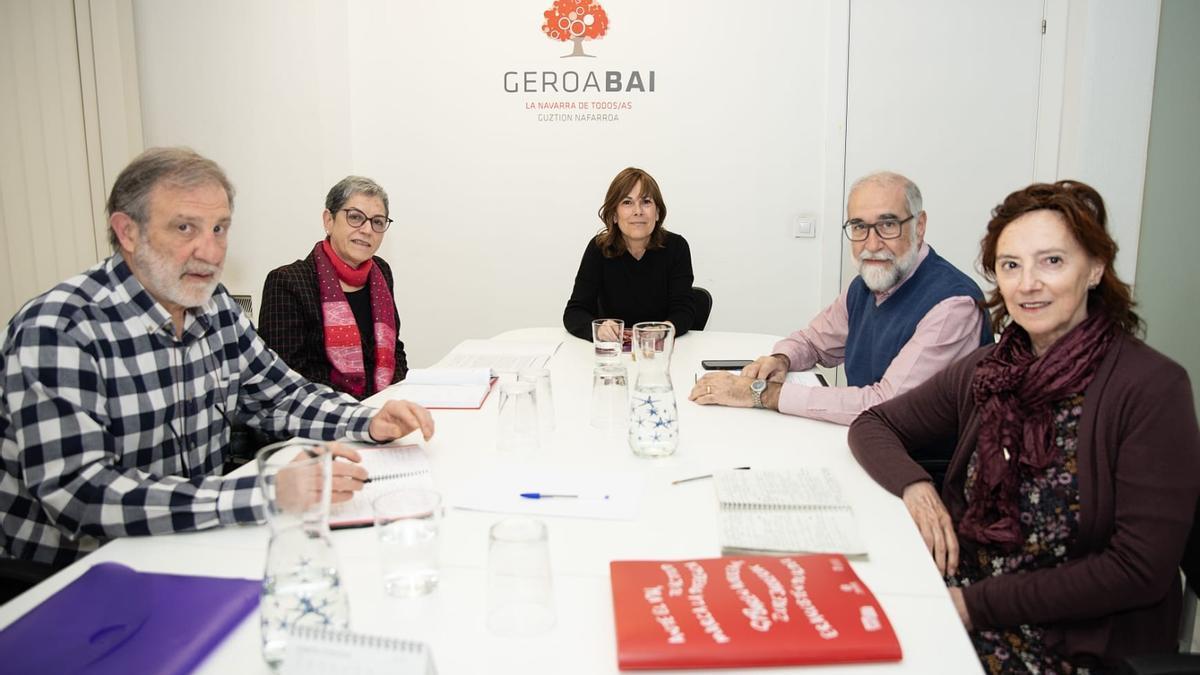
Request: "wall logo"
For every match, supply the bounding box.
[509,0,652,124]
[541,0,609,58]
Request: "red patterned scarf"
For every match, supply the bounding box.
[313,240,396,397]
[960,311,1115,546]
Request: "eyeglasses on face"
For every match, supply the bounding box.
[341,207,393,233]
[842,214,914,242]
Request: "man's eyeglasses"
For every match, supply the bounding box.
[842,214,915,242]
[342,208,393,233]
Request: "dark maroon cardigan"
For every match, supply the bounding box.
[849,332,1200,666]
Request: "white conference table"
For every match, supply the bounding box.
[0,328,981,674]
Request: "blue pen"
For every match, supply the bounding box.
[520,492,611,500]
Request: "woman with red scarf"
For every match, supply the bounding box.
[259,176,408,399]
[849,181,1199,673]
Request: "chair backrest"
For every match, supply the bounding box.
[692,286,713,331]
[1183,499,1200,597]
[1180,501,1200,651]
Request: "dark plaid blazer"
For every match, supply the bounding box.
[258,251,408,398]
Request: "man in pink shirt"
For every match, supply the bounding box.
[690,172,990,426]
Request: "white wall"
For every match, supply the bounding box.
[843,0,1046,288]
[136,0,838,367]
[127,0,1164,368]
[1057,0,1161,283]
[134,0,354,320]
[1137,0,1200,415]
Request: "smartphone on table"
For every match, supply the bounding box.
[700,359,753,370]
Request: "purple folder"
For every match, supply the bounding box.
[0,562,260,674]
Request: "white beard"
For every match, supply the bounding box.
[132,237,222,310]
[857,236,920,293]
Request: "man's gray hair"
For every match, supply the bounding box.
[849,171,923,218]
[325,176,389,217]
[105,147,235,251]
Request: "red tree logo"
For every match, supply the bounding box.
[542,0,609,58]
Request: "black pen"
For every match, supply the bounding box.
[671,467,750,485]
[360,472,415,484]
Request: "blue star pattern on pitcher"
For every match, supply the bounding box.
[629,389,679,454]
[261,550,349,659]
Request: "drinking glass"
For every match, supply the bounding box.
[590,364,629,432]
[487,518,555,637]
[591,318,624,365]
[629,321,679,457]
[497,381,539,452]
[372,488,442,597]
[256,440,349,667]
[518,367,555,433]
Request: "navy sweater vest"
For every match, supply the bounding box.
[844,247,989,387]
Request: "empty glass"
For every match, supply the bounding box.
[518,368,555,433]
[372,488,442,597]
[487,518,555,637]
[256,440,349,667]
[591,318,624,365]
[629,321,679,457]
[590,364,629,433]
[497,381,539,452]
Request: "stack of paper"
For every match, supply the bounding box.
[434,338,561,373]
[370,368,493,409]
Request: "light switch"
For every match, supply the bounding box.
[794,216,815,238]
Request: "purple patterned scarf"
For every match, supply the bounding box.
[959,311,1115,546]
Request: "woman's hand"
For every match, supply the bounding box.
[948,587,972,630]
[901,480,959,576]
[596,320,622,342]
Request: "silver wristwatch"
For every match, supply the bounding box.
[750,379,767,409]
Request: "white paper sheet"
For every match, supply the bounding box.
[368,368,494,409]
[435,339,561,373]
[449,463,643,520]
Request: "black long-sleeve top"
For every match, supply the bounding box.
[562,230,696,340]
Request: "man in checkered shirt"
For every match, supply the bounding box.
[0,148,434,568]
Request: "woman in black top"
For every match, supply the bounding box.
[562,167,697,341]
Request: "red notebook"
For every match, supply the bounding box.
[609,554,902,670]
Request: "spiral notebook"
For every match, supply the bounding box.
[714,468,867,557]
[330,443,434,529]
[281,626,436,675]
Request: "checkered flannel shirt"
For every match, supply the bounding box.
[0,254,376,566]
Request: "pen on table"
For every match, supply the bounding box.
[520,492,579,499]
[671,466,751,485]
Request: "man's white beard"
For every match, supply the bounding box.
[857,235,919,293]
[132,236,222,310]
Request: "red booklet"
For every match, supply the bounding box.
[609,554,902,670]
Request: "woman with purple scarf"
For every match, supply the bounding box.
[849,181,1200,673]
[259,176,408,399]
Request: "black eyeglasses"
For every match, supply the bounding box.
[842,214,914,241]
[342,207,393,233]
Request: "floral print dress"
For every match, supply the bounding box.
[948,394,1090,675]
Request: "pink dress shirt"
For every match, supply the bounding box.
[773,244,985,425]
